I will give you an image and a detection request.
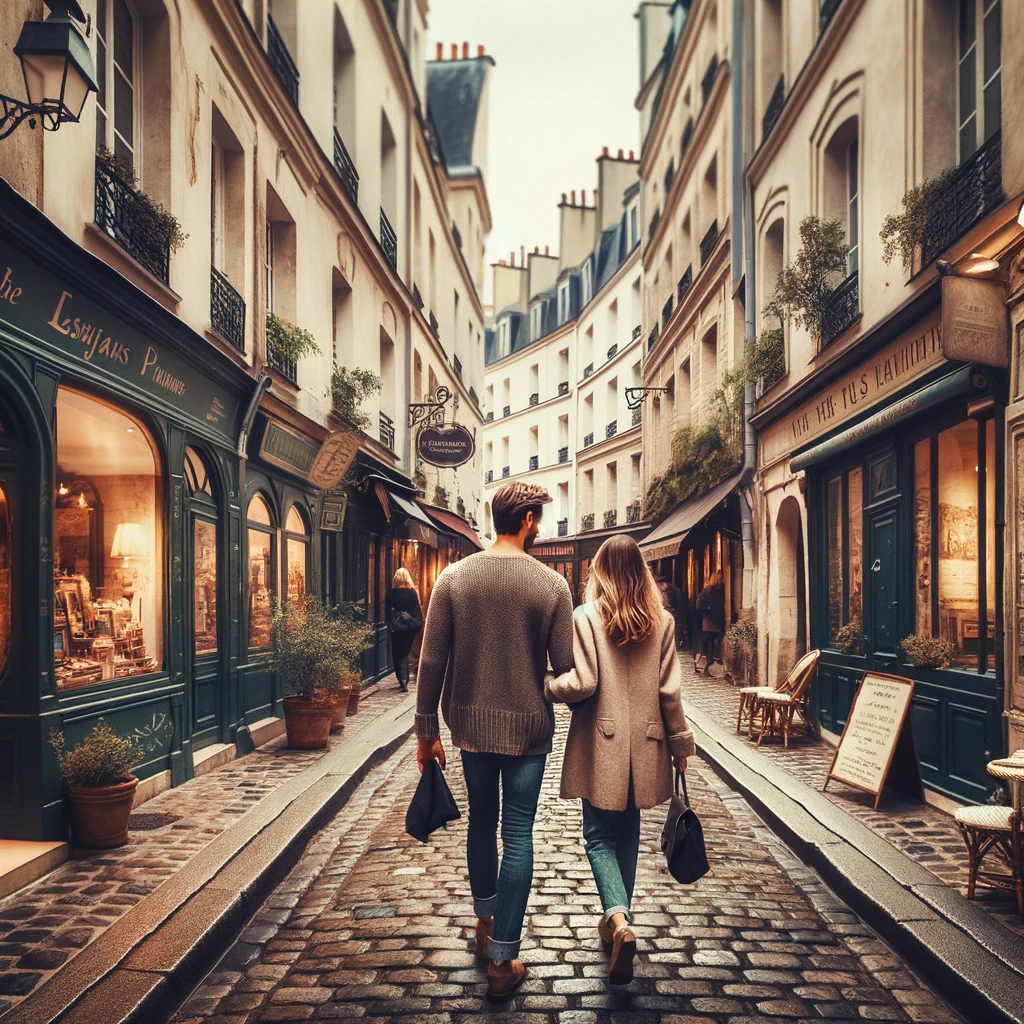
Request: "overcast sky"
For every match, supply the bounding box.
[427,0,642,305]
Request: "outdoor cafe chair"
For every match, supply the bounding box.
[737,649,819,739]
[753,649,820,749]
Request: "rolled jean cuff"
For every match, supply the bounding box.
[487,936,521,961]
[473,893,498,919]
[603,905,631,926]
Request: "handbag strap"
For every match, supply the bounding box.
[675,768,690,807]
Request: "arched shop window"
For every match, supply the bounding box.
[185,447,218,656]
[285,505,309,605]
[53,387,164,689]
[247,493,274,649]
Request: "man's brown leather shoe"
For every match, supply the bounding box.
[486,959,527,1001]
[597,915,614,948]
[608,924,637,985]
[474,916,494,960]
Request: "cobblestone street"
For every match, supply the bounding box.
[171,707,961,1024]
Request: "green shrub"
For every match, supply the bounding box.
[900,634,955,669]
[49,720,144,788]
[835,620,864,655]
[266,311,322,363]
[745,328,786,389]
[330,365,383,429]
[879,168,956,272]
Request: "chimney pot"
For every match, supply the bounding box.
[520,245,525,264]
[510,251,515,266]
[436,42,443,60]
[561,192,567,203]
[477,44,485,57]
[451,43,458,59]
[534,245,539,253]
[571,190,576,204]
[462,41,469,58]
[545,245,550,256]
[498,258,506,265]
[602,146,609,157]
[618,148,624,159]
[629,149,635,160]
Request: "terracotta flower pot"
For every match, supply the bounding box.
[332,686,353,731]
[347,678,362,717]
[283,696,335,750]
[67,774,138,849]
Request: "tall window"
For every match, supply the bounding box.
[247,494,274,648]
[582,259,594,307]
[285,506,309,605]
[558,282,570,324]
[846,137,859,274]
[530,303,542,342]
[824,468,864,644]
[95,0,137,166]
[958,0,1001,161]
[185,447,217,656]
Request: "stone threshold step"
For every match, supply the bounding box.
[0,840,68,901]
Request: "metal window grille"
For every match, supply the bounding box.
[379,410,396,449]
[820,271,859,348]
[210,266,246,351]
[606,421,617,440]
[267,16,299,105]
[603,509,617,529]
[529,455,539,471]
[700,220,719,266]
[379,208,398,268]
[762,75,785,139]
[558,446,569,463]
[677,264,693,304]
[333,127,359,203]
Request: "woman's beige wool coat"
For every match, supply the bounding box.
[546,603,696,811]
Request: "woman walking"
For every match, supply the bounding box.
[694,570,725,675]
[546,536,695,985]
[386,567,422,692]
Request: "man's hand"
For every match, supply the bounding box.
[673,756,687,773]
[417,737,446,773]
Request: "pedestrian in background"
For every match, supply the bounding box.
[694,570,725,675]
[656,574,684,650]
[386,567,423,693]
[415,480,574,1001]
[546,535,695,986]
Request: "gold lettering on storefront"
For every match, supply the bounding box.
[0,266,23,306]
[48,289,131,365]
[140,345,186,396]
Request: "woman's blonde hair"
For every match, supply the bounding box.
[392,567,415,589]
[585,535,664,645]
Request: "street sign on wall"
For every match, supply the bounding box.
[416,422,475,467]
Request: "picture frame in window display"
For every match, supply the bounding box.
[94,609,115,637]
[58,576,89,636]
[54,625,69,663]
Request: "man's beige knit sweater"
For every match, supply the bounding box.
[414,550,574,756]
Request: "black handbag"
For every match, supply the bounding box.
[390,608,421,633]
[405,760,461,843]
[661,769,709,884]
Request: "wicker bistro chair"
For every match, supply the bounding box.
[753,650,821,749]
[954,751,1024,915]
[736,649,819,739]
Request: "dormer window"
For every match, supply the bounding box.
[629,203,639,248]
[557,282,570,324]
[582,259,594,307]
[530,304,543,342]
[498,318,511,358]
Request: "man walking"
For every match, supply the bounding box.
[415,481,574,1000]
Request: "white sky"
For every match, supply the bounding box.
[427,0,642,305]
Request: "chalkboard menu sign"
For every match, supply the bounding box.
[823,672,923,808]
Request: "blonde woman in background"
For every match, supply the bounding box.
[385,567,422,692]
[546,535,695,986]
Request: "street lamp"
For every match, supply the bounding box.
[0,1,97,141]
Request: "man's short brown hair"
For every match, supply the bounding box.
[492,481,552,535]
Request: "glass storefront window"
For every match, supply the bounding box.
[986,418,996,673]
[285,506,308,606]
[827,476,843,642]
[825,469,863,645]
[54,387,164,689]
[914,438,932,636]
[248,494,273,648]
[0,484,9,677]
[194,519,217,654]
[848,468,863,625]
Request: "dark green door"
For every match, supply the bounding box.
[866,506,900,661]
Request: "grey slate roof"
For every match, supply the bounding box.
[426,59,489,177]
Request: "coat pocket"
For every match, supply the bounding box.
[646,722,665,740]
[597,718,616,738]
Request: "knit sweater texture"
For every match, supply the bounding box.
[415,551,574,756]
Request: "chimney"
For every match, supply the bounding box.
[462,42,469,58]
[571,190,576,205]
[477,44,485,57]
[618,148,624,159]
[520,245,525,265]
[498,258,506,265]
[581,187,586,205]
[510,251,515,266]
[629,149,635,160]
[561,192,567,204]
[593,188,599,204]
[533,245,539,253]
[436,42,443,60]
[451,43,458,59]
[602,146,609,157]
[544,245,550,256]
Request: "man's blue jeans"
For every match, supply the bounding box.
[581,778,641,925]
[460,751,546,961]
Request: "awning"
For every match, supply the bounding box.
[638,471,743,562]
[419,503,485,551]
[388,489,444,547]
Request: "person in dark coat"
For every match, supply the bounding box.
[694,571,725,675]
[386,567,423,692]
[656,575,685,649]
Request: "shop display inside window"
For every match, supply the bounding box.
[285,506,308,606]
[248,494,273,648]
[53,388,163,690]
[826,470,864,645]
[0,484,10,677]
[194,519,217,654]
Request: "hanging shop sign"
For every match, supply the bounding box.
[941,275,1008,368]
[307,427,361,489]
[320,492,348,532]
[417,422,476,468]
[258,418,319,478]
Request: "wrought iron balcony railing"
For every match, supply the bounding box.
[604,509,617,529]
[453,355,462,379]
[558,380,570,395]
[94,157,171,283]
[584,363,594,378]
[649,208,661,238]
[502,466,510,478]
[486,411,494,422]
[819,0,843,34]
[452,221,462,250]
[662,295,674,328]
[380,208,398,268]
[210,266,245,351]
[701,54,719,104]
[428,311,439,336]
[626,501,641,524]
[583,432,594,448]
[663,159,674,196]
[485,469,493,483]
[557,519,568,537]
[606,420,617,440]
[267,344,297,384]
[503,404,511,417]
[379,410,396,449]
[700,220,719,266]
[412,283,424,309]
[648,324,660,351]
[920,131,1003,268]
[762,74,785,140]
[632,407,642,427]
[580,513,595,533]
[607,344,618,360]
[631,324,642,342]
[681,117,694,158]
[558,446,569,464]
[333,127,359,203]
[820,271,859,349]
[267,16,299,106]
[529,392,539,406]
[529,455,539,471]
[677,264,693,304]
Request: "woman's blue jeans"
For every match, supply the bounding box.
[460,751,546,961]
[581,778,641,925]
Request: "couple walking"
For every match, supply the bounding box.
[415,480,695,999]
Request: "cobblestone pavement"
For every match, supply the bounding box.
[170,706,962,1024]
[0,677,411,1018]
[679,661,1024,938]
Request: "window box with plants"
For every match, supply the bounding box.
[49,721,145,849]
[330,365,383,431]
[266,311,321,384]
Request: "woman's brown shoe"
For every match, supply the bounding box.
[597,915,614,949]
[608,924,636,985]
[487,959,527,1001]
[474,917,494,960]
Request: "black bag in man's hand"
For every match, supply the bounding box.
[661,769,709,884]
[405,759,461,843]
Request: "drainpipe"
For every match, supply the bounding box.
[731,0,757,615]
[402,1,415,484]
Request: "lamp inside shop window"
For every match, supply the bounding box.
[111,522,148,611]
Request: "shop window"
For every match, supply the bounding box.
[53,388,163,689]
[185,447,217,656]
[285,505,309,605]
[247,493,274,648]
[0,484,9,677]
[825,468,863,644]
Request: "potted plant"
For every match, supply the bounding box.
[901,634,955,669]
[835,620,864,655]
[49,720,144,849]
[725,619,758,685]
[332,602,375,730]
[270,597,373,749]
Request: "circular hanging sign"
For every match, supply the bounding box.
[417,422,476,468]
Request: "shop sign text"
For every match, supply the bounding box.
[417,422,476,468]
[941,275,1008,368]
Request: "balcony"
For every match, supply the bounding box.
[557,519,568,537]
[529,392,539,406]
[412,283,424,310]
[583,432,594,448]
[502,466,510,478]
[819,0,843,34]
[632,407,642,427]
[503,404,511,417]
[920,131,1003,268]
[379,411,396,449]
[558,446,569,464]
[433,485,449,509]
[380,208,398,268]
[486,411,494,422]
[677,264,693,304]
[820,271,859,349]
[485,470,494,483]
[680,117,694,158]
[603,510,617,529]
[267,345,297,385]
[469,386,479,406]
[648,324,660,351]
[700,220,720,266]
[333,127,359,203]
[210,266,246,351]
[762,74,785,140]
[631,324,642,342]
[529,455,539,471]
[626,501,641,524]
[428,311,439,337]
[584,363,594,378]
[606,420,617,440]
[94,157,171,284]
[580,513,595,533]
[662,295,674,328]
[454,355,463,380]
[558,380,570,395]
[607,344,618,360]
[267,16,299,105]
[701,54,719,104]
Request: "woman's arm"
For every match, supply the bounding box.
[659,615,695,759]
[545,609,598,704]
